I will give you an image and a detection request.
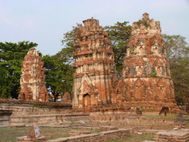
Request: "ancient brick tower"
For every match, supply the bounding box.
[73,18,115,109]
[122,13,177,110]
[19,48,48,102]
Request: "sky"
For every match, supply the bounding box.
[0,0,189,55]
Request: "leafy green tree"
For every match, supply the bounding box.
[164,35,189,59]
[0,41,38,98]
[43,55,74,102]
[59,29,76,64]
[45,29,77,101]
[105,22,131,75]
[164,35,189,105]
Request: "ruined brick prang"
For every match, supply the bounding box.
[120,13,177,110]
[73,18,115,109]
[19,48,48,102]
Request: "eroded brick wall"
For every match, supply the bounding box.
[73,18,115,109]
[120,13,177,110]
[73,13,178,111]
[19,48,48,102]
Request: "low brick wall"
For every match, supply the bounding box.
[47,129,131,142]
[17,136,46,142]
[155,129,189,142]
[0,110,12,126]
[0,104,89,127]
[10,113,89,126]
[90,112,176,129]
[0,104,72,116]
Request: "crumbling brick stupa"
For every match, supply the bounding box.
[72,13,178,111]
[19,48,48,102]
[120,13,177,110]
[72,18,115,109]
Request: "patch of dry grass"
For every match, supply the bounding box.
[105,133,154,142]
[0,127,69,142]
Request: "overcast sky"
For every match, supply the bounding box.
[0,0,189,55]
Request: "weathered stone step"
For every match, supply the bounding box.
[10,114,90,127]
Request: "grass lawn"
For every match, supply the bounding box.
[0,127,69,142]
[143,113,178,120]
[105,133,154,142]
[0,127,154,142]
[143,113,189,120]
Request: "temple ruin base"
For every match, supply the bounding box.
[155,129,189,142]
[17,136,46,142]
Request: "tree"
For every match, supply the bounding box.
[164,35,189,105]
[45,29,77,101]
[43,55,74,102]
[105,21,131,75]
[0,41,38,98]
[164,35,189,59]
[59,29,76,64]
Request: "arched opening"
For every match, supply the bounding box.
[83,93,91,108]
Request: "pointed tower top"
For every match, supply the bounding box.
[83,18,99,27]
[142,12,150,20]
